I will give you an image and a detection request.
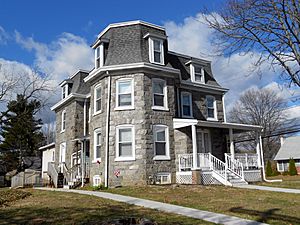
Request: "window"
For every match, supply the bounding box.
[181,92,193,118]
[190,64,205,83]
[116,79,134,109]
[206,96,217,120]
[94,85,102,114]
[61,110,66,132]
[152,79,168,110]
[94,129,101,162]
[149,38,164,65]
[153,125,170,160]
[95,43,104,69]
[156,172,171,184]
[59,142,66,163]
[93,175,101,186]
[116,125,135,161]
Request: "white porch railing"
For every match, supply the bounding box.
[228,153,259,169]
[178,153,210,171]
[225,153,244,180]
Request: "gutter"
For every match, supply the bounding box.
[104,72,111,187]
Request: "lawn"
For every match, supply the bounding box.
[257,175,300,189]
[0,188,213,225]
[105,185,300,225]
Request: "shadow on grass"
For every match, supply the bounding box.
[0,204,185,225]
[230,207,300,224]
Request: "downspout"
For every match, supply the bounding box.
[104,72,111,188]
[81,99,87,187]
[259,131,282,183]
[176,87,181,117]
[222,95,227,123]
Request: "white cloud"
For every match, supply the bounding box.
[164,13,298,111]
[15,31,94,82]
[0,26,9,44]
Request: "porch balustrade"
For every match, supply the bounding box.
[227,153,259,169]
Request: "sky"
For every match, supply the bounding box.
[0,0,299,125]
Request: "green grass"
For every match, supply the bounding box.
[256,175,300,189]
[104,185,300,225]
[0,189,31,206]
[0,189,213,225]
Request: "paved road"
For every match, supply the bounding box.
[36,188,268,225]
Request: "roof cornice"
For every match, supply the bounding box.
[92,20,165,48]
[51,93,89,111]
[180,80,229,94]
[84,62,180,83]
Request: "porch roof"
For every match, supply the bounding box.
[173,118,262,131]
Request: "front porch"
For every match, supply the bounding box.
[173,119,264,186]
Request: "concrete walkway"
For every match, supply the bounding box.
[234,184,300,194]
[36,188,267,225]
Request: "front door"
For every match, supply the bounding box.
[196,129,211,168]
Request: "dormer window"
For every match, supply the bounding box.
[190,64,205,83]
[61,84,70,99]
[149,38,164,65]
[95,43,104,69]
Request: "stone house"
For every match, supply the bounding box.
[50,20,265,188]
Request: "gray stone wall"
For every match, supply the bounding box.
[178,89,224,122]
[55,100,85,170]
[88,72,178,186]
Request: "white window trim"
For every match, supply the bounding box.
[93,84,102,115]
[190,64,205,84]
[93,128,102,163]
[95,43,104,69]
[115,78,134,110]
[61,110,66,132]
[156,172,171,184]
[153,125,170,160]
[115,125,135,161]
[59,142,66,163]
[62,85,68,99]
[181,92,193,118]
[93,175,102,186]
[149,37,164,65]
[152,78,168,111]
[206,95,218,121]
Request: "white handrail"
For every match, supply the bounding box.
[225,153,244,180]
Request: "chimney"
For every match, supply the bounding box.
[280,136,285,146]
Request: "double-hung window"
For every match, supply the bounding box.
[95,43,104,69]
[116,79,134,109]
[61,110,66,132]
[206,95,217,120]
[153,125,170,160]
[181,92,193,118]
[94,129,101,162]
[190,64,205,83]
[152,79,168,110]
[116,125,135,161]
[94,85,102,114]
[149,38,164,65]
[62,85,67,99]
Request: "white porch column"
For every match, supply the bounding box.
[192,125,198,169]
[256,132,262,167]
[229,128,235,160]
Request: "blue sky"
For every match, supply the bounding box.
[0,0,299,124]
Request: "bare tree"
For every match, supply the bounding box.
[0,63,53,125]
[203,0,300,87]
[41,122,56,145]
[229,88,288,160]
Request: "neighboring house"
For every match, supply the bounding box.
[274,136,300,174]
[11,157,42,188]
[50,20,264,188]
[39,142,55,182]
